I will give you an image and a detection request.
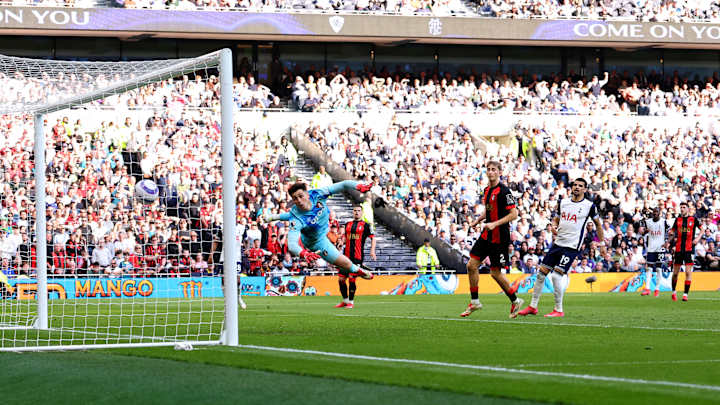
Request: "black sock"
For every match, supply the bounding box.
[470,287,478,300]
[506,292,517,302]
[349,282,357,301]
[671,277,677,291]
[338,280,348,299]
[684,280,691,295]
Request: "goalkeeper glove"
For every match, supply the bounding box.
[299,249,321,264]
[355,183,372,193]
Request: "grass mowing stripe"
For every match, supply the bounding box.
[2,351,522,405]
[234,344,720,393]
[335,313,720,333]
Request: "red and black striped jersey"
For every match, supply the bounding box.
[672,216,699,253]
[480,183,516,245]
[343,220,374,263]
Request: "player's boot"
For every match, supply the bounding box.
[517,305,539,316]
[640,289,650,296]
[345,303,354,309]
[672,292,678,301]
[654,290,659,297]
[460,302,482,317]
[682,294,688,302]
[356,265,374,280]
[334,302,347,308]
[544,310,564,318]
[509,298,524,319]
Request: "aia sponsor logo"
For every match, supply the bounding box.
[561,211,578,222]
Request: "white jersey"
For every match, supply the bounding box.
[644,217,668,253]
[554,197,599,250]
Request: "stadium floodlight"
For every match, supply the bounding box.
[0,49,238,351]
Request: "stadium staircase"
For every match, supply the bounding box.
[293,155,421,274]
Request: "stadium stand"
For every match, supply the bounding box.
[2,62,720,281]
[114,0,720,22]
[9,0,720,22]
[295,115,720,273]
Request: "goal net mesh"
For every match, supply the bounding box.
[0,51,234,350]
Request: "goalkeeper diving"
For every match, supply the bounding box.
[264,180,374,280]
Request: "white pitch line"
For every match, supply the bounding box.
[233,344,720,393]
[335,314,720,333]
[515,359,720,368]
[690,298,720,301]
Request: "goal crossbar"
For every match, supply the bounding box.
[0,50,224,116]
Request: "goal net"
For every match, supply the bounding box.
[0,49,239,351]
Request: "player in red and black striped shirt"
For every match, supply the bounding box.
[335,205,376,309]
[461,161,523,318]
[668,202,702,302]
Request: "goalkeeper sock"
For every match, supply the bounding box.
[338,280,348,299]
[530,272,546,308]
[349,281,357,301]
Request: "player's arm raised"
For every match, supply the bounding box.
[324,180,372,196]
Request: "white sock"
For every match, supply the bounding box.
[343,298,350,304]
[550,272,565,313]
[471,298,480,306]
[645,269,653,289]
[655,269,661,291]
[530,272,546,308]
[348,300,354,304]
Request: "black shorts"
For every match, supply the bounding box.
[674,251,694,265]
[646,252,669,266]
[469,238,509,268]
[541,245,580,274]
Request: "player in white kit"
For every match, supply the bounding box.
[517,178,605,318]
[640,207,669,297]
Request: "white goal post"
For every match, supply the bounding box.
[0,49,238,351]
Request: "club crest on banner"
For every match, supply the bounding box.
[329,16,345,33]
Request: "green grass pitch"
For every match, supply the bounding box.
[2,292,720,404]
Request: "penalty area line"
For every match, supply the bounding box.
[233,344,720,392]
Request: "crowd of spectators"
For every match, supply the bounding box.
[0,69,340,280]
[473,0,720,21]
[2,62,720,281]
[279,66,720,116]
[298,112,720,273]
[120,0,469,14]
[8,0,720,22]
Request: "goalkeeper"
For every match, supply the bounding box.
[264,180,374,280]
